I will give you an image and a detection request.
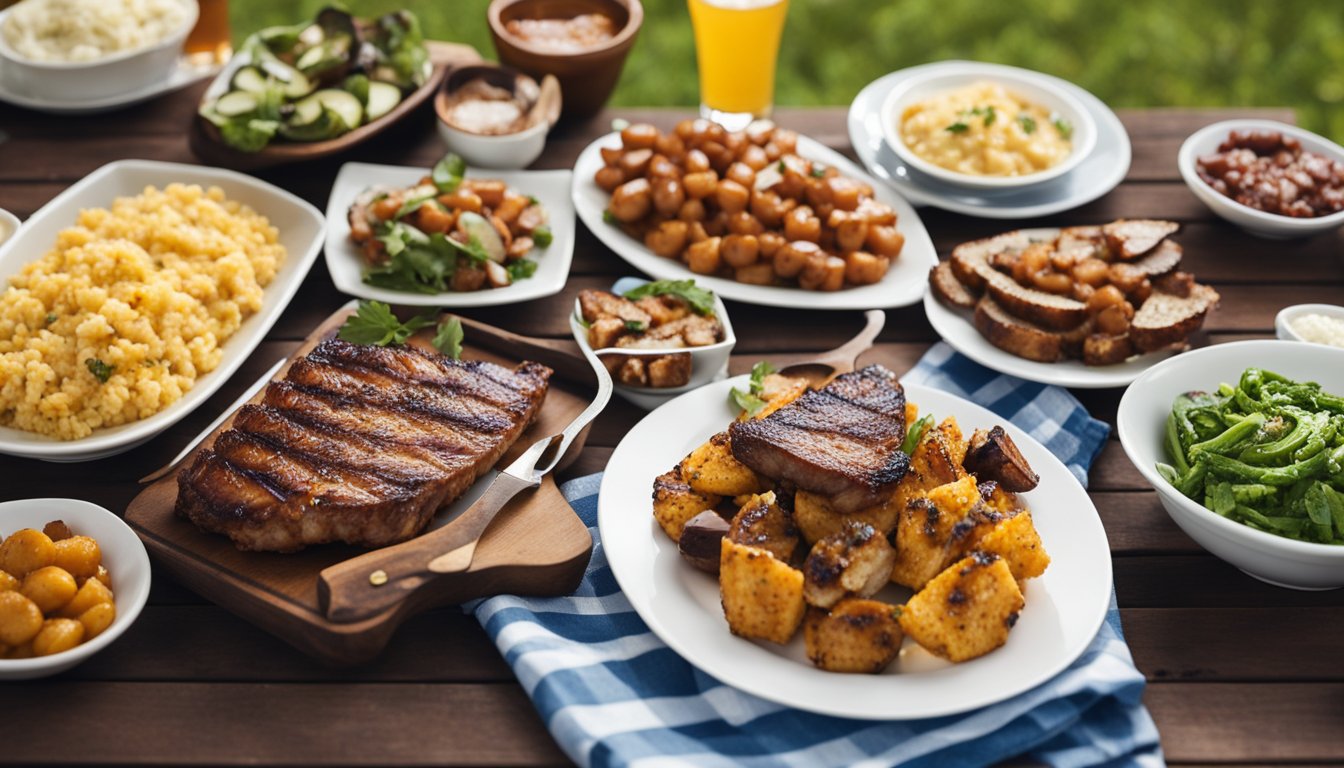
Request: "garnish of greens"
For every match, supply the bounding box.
[85,358,114,384]
[622,279,716,316]
[1017,114,1038,135]
[729,361,776,417]
[1051,114,1073,139]
[1159,367,1344,544]
[337,300,463,358]
[902,414,934,455]
[947,106,996,133]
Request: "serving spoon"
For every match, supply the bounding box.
[773,309,885,388]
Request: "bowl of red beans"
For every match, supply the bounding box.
[1179,119,1344,239]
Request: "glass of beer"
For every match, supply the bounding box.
[185,0,232,65]
[687,0,789,131]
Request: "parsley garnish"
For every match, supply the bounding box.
[622,279,716,315]
[85,358,114,383]
[624,319,646,332]
[392,192,439,221]
[809,164,826,178]
[945,121,969,134]
[901,414,934,454]
[431,316,464,359]
[44,313,56,326]
[983,106,996,126]
[532,225,553,248]
[506,259,538,281]
[1017,114,1038,134]
[1051,115,1073,139]
[337,300,436,347]
[729,361,776,417]
[777,160,787,173]
[602,210,619,225]
[431,153,466,194]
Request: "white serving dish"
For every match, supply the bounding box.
[436,118,549,170]
[573,132,938,310]
[0,498,151,679]
[1178,119,1344,239]
[0,159,324,462]
[879,67,1096,190]
[324,161,575,307]
[569,276,734,411]
[848,60,1131,219]
[1116,339,1344,590]
[0,208,19,246]
[0,54,217,115]
[599,377,1113,720]
[1275,303,1344,345]
[0,0,198,102]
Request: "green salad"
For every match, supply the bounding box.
[1159,367,1344,544]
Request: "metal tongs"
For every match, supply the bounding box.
[316,344,613,624]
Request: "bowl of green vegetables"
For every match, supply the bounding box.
[1117,340,1344,590]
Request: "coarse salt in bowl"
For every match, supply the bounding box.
[1275,304,1344,348]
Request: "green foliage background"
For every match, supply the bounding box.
[228,0,1344,140]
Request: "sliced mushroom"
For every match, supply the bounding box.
[963,426,1040,493]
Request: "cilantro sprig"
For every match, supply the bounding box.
[431,153,466,194]
[431,316,464,359]
[621,279,716,316]
[85,358,114,383]
[1017,114,1038,134]
[729,361,776,417]
[337,300,465,359]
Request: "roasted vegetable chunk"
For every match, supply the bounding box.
[729,491,799,564]
[804,599,904,673]
[803,522,896,609]
[652,464,722,541]
[899,552,1025,662]
[890,476,982,590]
[964,426,1039,492]
[792,489,900,545]
[976,511,1050,581]
[682,432,764,496]
[719,539,806,644]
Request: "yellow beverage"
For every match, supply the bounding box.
[688,0,788,124]
[185,0,232,65]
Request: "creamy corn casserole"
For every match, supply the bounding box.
[0,184,285,440]
[900,81,1073,177]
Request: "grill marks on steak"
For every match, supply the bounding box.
[729,365,909,514]
[175,338,551,552]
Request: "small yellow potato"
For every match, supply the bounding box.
[0,591,44,646]
[20,566,78,614]
[78,601,116,640]
[52,536,101,580]
[0,571,19,592]
[58,577,113,619]
[0,529,56,578]
[32,618,84,657]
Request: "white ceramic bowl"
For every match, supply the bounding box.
[879,64,1096,190]
[0,499,151,679]
[435,118,548,170]
[1178,119,1344,239]
[569,276,735,410]
[0,208,19,247]
[1117,339,1344,590]
[0,0,197,102]
[1275,303,1344,345]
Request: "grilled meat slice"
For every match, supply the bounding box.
[729,365,909,514]
[175,338,551,552]
[1102,219,1179,260]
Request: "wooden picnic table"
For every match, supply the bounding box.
[0,82,1341,766]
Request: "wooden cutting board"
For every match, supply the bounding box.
[125,306,599,664]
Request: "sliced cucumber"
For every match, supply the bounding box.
[230,66,269,95]
[365,81,402,121]
[457,211,506,263]
[257,58,313,98]
[311,89,363,130]
[288,93,324,126]
[280,108,342,141]
[214,90,259,118]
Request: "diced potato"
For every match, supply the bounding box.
[587,317,628,350]
[646,354,692,388]
[803,522,896,609]
[804,599,904,673]
[890,498,955,590]
[899,553,1025,663]
[719,539,806,644]
[976,511,1050,581]
[681,432,764,496]
[729,492,799,563]
[978,480,1023,517]
[935,416,968,466]
[792,490,899,545]
[924,476,981,519]
[742,374,809,421]
[889,427,969,515]
[652,464,722,541]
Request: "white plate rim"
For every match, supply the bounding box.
[0,44,218,115]
[572,131,938,310]
[597,375,1113,720]
[848,60,1132,219]
[0,159,324,461]
[324,161,576,308]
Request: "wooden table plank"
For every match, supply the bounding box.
[1147,683,1344,763]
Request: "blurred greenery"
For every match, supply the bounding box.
[226,0,1344,140]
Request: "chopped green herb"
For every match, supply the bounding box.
[532,225,553,248]
[983,106,997,126]
[85,358,114,383]
[901,414,935,454]
[44,313,57,326]
[602,210,619,225]
[624,319,646,332]
[809,164,827,178]
[337,300,436,347]
[527,195,540,206]
[431,316,464,359]
[622,279,716,315]
[392,192,438,221]
[1051,115,1073,139]
[945,121,969,134]
[728,360,776,417]
[506,259,538,281]
[777,160,787,173]
[1017,114,1038,134]
[431,153,466,194]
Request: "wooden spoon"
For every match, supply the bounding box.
[775,310,885,389]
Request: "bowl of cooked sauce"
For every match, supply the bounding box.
[1276,304,1344,348]
[0,499,150,679]
[1180,120,1344,239]
[488,0,643,119]
[0,0,197,101]
[434,64,561,169]
[879,69,1096,190]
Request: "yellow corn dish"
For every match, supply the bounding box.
[900,81,1073,177]
[0,184,285,440]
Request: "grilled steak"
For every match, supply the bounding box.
[729,365,909,513]
[175,338,552,552]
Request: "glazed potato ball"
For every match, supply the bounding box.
[32,618,84,657]
[0,529,56,578]
[52,536,101,580]
[58,578,113,620]
[77,602,116,640]
[0,591,43,646]
[20,566,77,614]
[0,522,118,660]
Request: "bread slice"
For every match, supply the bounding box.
[1129,239,1183,277]
[1056,225,1106,261]
[929,261,978,308]
[949,230,1031,291]
[1130,284,1220,352]
[982,270,1088,331]
[973,296,1066,362]
[1102,219,1179,260]
[1082,333,1136,366]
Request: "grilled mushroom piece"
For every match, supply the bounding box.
[963,426,1039,493]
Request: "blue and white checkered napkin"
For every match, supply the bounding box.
[471,342,1163,768]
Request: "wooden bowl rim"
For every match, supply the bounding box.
[488,0,644,59]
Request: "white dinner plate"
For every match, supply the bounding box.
[848,61,1132,219]
[0,160,324,462]
[923,229,1176,389]
[572,132,938,310]
[325,162,575,307]
[0,56,218,115]
[598,376,1113,720]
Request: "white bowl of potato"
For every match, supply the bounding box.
[0,498,150,679]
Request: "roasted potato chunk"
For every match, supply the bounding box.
[976,511,1051,581]
[804,599,904,673]
[792,490,900,545]
[977,480,1023,517]
[890,475,983,590]
[681,432,764,496]
[899,553,1025,662]
[889,425,969,514]
[803,522,896,609]
[652,464,722,541]
[719,539,806,644]
[728,491,799,563]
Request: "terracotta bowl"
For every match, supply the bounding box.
[488,0,643,120]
